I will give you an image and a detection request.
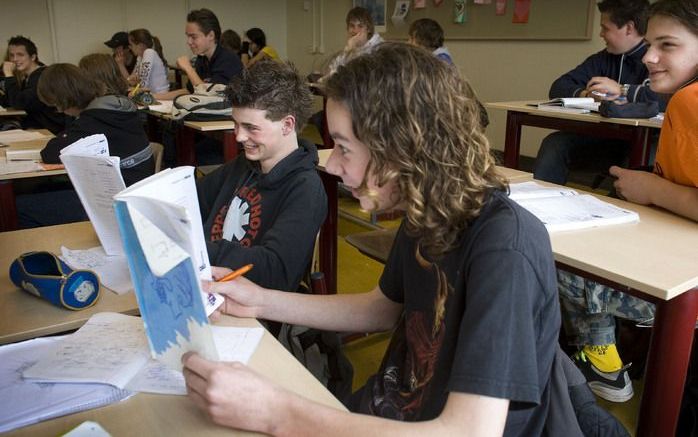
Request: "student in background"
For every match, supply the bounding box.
[196,59,326,292]
[220,29,242,59]
[407,18,489,129]
[2,35,67,134]
[39,59,154,184]
[177,8,243,93]
[127,28,170,96]
[408,18,453,65]
[16,60,153,228]
[241,28,279,68]
[183,43,560,435]
[557,0,698,405]
[105,31,136,79]
[533,0,659,186]
[325,7,384,77]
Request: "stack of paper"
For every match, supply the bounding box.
[509,181,639,232]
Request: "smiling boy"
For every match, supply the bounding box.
[196,60,327,292]
[533,0,660,186]
[176,8,243,93]
[2,36,67,134]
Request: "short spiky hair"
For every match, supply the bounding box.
[227,59,313,133]
[8,35,39,61]
[325,43,505,258]
[598,0,650,35]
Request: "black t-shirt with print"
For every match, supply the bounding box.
[351,190,560,436]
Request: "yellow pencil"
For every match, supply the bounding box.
[216,264,253,282]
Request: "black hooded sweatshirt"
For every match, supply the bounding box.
[41,95,154,186]
[197,140,327,291]
[4,66,68,134]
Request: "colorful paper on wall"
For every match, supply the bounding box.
[496,0,506,15]
[513,0,531,23]
[434,0,444,7]
[392,0,410,27]
[455,0,467,23]
[414,0,426,9]
[474,0,491,4]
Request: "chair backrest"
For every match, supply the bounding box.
[150,142,164,173]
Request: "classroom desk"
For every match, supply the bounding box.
[0,133,59,231]
[4,316,345,436]
[0,107,27,117]
[0,221,138,345]
[344,175,698,437]
[145,110,238,166]
[486,100,662,169]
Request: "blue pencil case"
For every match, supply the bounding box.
[9,251,100,310]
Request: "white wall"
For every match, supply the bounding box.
[285,0,606,158]
[1,0,287,67]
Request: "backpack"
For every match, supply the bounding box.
[173,83,232,121]
[276,323,354,404]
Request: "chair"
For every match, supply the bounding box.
[150,142,164,173]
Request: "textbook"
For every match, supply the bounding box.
[536,97,600,112]
[59,134,126,256]
[22,312,264,395]
[509,181,639,232]
[113,167,224,369]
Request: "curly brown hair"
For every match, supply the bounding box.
[325,43,506,258]
[227,59,313,133]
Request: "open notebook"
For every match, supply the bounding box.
[535,97,600,113]
[509,181,639,232]
[22,313,264,395]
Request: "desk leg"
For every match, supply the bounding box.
[222,131,239,163]
[503,111,523,169]
[0,180,18,231]
[318,171,338,294]
[176,125,196,166]
[637,289,698,437]
[628,126,651,168]
[321,97,334,149]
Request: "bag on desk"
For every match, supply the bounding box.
[9,251,100,310]
[173,83,232,121]
[599,101,659,119]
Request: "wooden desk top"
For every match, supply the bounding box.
[183,119,236,131]
[0,222,138,345]
[486,100,663,129]
[5,314,345,436]
[0,107,27,117]
[0,132,65,181]
[345,176,698,301]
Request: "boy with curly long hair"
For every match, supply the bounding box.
[183,43,561,435]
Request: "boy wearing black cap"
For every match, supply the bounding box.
[104,31,136,78]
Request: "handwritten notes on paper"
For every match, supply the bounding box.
[22,313,264,396]
[0,336,132,433]
[60,134,126,256]
[60,246,132,294]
